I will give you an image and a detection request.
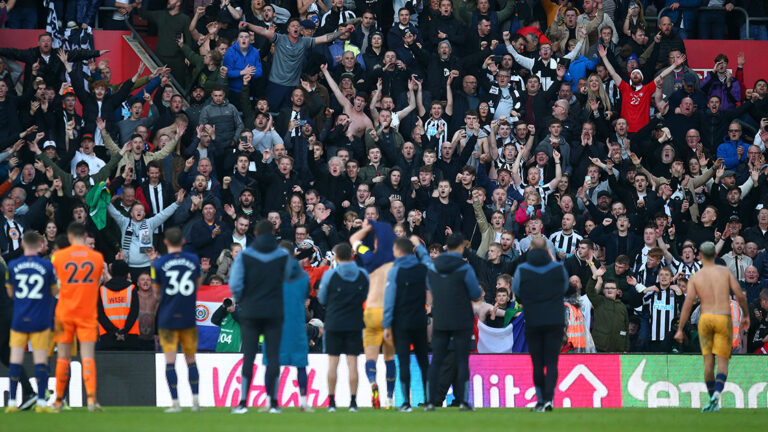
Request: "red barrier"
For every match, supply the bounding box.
[1,31,767,91]
[683,40,767,89]
[0,29,142,83]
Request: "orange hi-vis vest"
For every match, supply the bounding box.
[564,303,586,349]
[99,285,139,336]
[731,299,742,349]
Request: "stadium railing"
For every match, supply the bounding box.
[656,6,751,39]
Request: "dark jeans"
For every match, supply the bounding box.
[526,325,563,403]
[240,317,283,405]
[7,7,37,29]
[392,327,429,405]
[698,10,726,40]
[427,328,472,406]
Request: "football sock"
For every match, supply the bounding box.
[187,362,199,395]
[82,358,97,400]
[34,364,48,401]
[297,367,308,395]
[715,373,727,395]
[55,358,70,402]
[8,363,21,404]
[365,360,376,384]
[165,364,178,400]
[385,360,396,398]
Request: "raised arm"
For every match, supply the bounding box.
[503,31,535,71]
[239,21,275,42]
[655,53,688,85]
[546,149,563,189]
[313,24,355,46]
[320,63,352,111]
[445,70,457,117]
[396,80,418,122]
[597,45,623,84]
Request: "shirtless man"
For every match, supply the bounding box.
[321,63,373,139]
[674,241,749,412]
[350,220,397,409]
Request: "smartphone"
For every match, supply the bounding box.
[585,175,591,183]
[175,33,182,42]
[298,120,308,127]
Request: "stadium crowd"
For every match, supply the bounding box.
[2,0,768,398]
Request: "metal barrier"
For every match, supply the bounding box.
[656,6,750,39]
[123,18,188,100]
[94,6,118,29]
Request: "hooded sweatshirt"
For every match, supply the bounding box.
[318,261,369,331]
[512,248,569,327]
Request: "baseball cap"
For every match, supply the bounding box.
[722,170,736,178]
[597,190,611,199]
[683,73,697,86]
[76,160,89,169]
[43,140,56,149]
[729,215,742,223]
[81,133,95,141]
[340,72,355,81]
[299,19,316,29]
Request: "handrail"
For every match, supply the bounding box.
[124,18,188,100]
[657,6,750,39]
[95,6,118,29]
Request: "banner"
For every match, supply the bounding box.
[155,354,390,408]
[469,354,624,408]
[195,285,232,351]
[622,355,768,408]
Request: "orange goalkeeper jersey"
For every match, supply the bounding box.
[52,245,104,322]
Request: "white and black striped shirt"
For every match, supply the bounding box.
[3,217,23,254]
[549,230,583,258]
[320,8,357,28]
[670,258,701,279]
[645,288,683,342]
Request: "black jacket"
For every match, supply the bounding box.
[416,245,481,331]
[512,249,569,327]
[0,46,101,90]
[230,233,302,319]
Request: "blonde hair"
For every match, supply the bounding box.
[585,73,612,111]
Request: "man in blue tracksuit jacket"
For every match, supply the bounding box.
[414,233,481,411]
[512,237,569,412]
[318,242,369,412]
[229,220,302,414]
[382,237,429,412]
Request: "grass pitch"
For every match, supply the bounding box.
[3,407,767,432]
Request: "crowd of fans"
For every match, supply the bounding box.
[1,0,768,356]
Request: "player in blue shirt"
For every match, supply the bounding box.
[152,227,202,413]
[5,232,57,413]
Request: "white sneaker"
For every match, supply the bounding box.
[191,403,201,412]
[299,403,314,412]
[164,405,182,413]
[386,397,395,409]
[269,407,282,414]
[231,404,248,414]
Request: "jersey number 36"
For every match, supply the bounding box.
[164,270,195,296]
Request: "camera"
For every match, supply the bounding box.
[492,55,502,64]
